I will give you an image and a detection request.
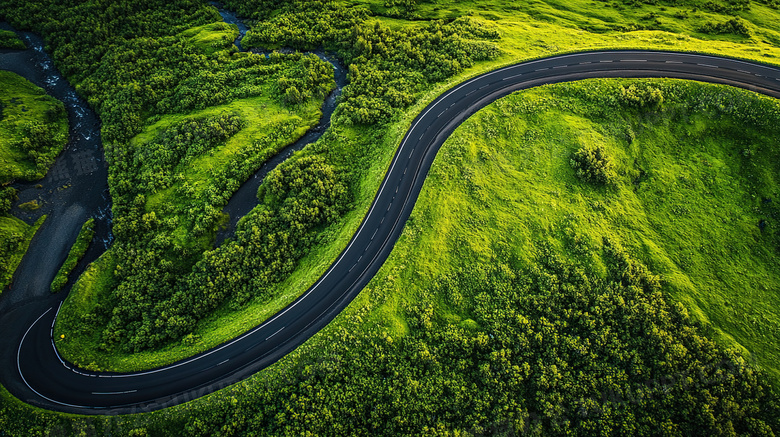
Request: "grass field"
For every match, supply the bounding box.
[0,71,67,183]
[356,78,780,384]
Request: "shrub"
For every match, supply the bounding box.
[699,18,752,37]
[619,84,664,108]
[570,145,618,186]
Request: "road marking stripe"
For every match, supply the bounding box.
[92,390,137,395]
[266,327,284,341]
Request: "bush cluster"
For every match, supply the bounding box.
[571,145,618,186]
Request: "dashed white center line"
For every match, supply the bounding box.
[92,390,137,395]
[501,73,523,81]
[665,61,682,64]
[535,67,549,72]
[217,359,229,366]
[371,229,378,240]
[266,327,284,341]
[738,70,751,74]
[552,65,567,69]
[622,59,648,62]
[599,60,612,63]
[697,63,718,68]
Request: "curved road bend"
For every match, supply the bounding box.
[6,50,780,414]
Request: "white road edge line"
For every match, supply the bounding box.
[18,308,93,408]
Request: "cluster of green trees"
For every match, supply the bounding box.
[14,120,66,174]
[96,154,348,352]
[0,187,16,215]
[123,115,244,195]
[699,17,752,36]
[571,145,618,186]
[235,0,501,125]
[0,29,24,49]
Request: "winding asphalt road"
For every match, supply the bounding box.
[6,50,780,415]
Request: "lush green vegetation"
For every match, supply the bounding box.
[11,0,780,372]
[0,70,62,293]
[0,214,44,293]
[4,83,780,435]
[0,71,67,183]
[50,218,94,293]
[0,29,24,49]
[2,0,780,434]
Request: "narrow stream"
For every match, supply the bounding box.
[212,4,347,244]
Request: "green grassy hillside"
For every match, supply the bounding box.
[371,78,780,384]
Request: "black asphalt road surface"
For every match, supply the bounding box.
[5,51,780,415]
